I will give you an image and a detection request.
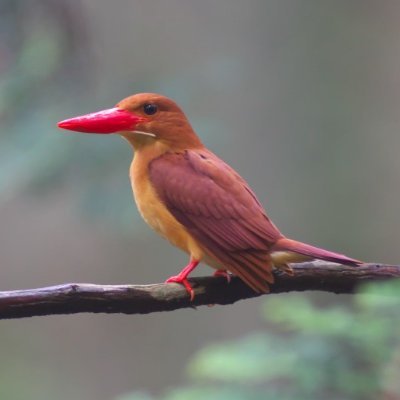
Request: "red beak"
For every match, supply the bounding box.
[57,107,146,134]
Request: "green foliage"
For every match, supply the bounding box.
[0,2,143,231]
[120,280,400,400]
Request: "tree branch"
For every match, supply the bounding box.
[0,262,398,319]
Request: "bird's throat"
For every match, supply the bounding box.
[120,131,159,151]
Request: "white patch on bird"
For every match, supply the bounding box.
[271,250,311,266]
[132,130,156,138]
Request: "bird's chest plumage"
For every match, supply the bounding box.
[129,152,204,260]
[132,176,166,235]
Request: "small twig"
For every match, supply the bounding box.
[0,262,398,320]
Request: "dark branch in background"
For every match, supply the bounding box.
[0,262,399,320]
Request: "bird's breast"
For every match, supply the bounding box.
[129,153,204,260]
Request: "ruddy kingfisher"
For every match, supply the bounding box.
[58,93,361,299]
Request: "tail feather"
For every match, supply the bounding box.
[272,237,362,266]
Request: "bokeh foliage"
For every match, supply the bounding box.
[0,1,142,231]
[121,280,400,400]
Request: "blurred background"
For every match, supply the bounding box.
[1,1,400,399]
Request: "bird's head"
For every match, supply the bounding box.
[58,93,202,150]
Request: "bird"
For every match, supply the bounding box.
[58,93,362,300]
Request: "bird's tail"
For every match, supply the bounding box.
[272,237,362,266]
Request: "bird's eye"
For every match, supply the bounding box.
[143,103,158,115]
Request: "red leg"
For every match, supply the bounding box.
[213,269,231,283]
[165,259,199,301]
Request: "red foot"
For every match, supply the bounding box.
[213,269,231,283]
[166,275,195,301]
[165,259,199,301]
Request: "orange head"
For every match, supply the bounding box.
[58,93,203,150]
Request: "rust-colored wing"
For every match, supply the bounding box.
[148,149,283,292]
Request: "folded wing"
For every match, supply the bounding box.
[148,149,283,292]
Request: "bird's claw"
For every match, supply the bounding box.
[213,269,231,283]
[165,275,195,301]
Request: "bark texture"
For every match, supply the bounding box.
[0,262,398,319]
